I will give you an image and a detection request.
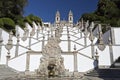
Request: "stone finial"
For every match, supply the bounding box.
[94,49,99,69]
[89,22,95,42]
[56,10,60,16]
[95,49,99,60]
[5,31,13,65]
[98,24,102,32]
[97,24,106,51]
[17,34,20,42]
[91,22,94,29]
[47,30,50,39]
[84,20,89,36]
[5,31,13,52]
[74,44,76,51]
[108,37,112,45]
[30,26,35,37]
[69,10,73,16]
[22,27,29,41]
[80,18,84,30]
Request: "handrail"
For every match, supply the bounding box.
[78,52,94,60]
[71,40,84,47]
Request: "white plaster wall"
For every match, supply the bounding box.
[18,46,28,55]
[69,32,75,35]
[77,53,94,72]
[1,29,9,44]
[79,46,92,58]
[62,30,67,34]
[62,55,74,71]
[31,38,38,44]
[9,54,26,71]
[113,46,120,61]
[31,42,42,51]
[95,46,111,66]
[74,33,82,38]
[25,23,32,34]
[60,35,67,40]
[71,42,83,51]
[16,25,24,37]
[59,41,68,51]
[114,28,120,45]
[70,36,78,41]
[86,37,91,46]
[0,29,17,64]
[76,38,85,46]
[0,46,8,64]
[29,55,42,71]
[19,39,29,47]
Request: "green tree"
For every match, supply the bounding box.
[80,0,120,28]
[112,0,120,9]
[0,0,42,32]
[24,14,42,27]
[0,18,15,32]
[0,0,28,20]
[0,0,28,32]
[96,0,119,18]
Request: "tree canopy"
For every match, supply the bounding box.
[80,0,120,27]
[0,0,42,33]
[0,0,28,20]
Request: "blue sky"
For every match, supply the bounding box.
[24,0,98,23]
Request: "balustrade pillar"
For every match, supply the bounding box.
[37,28,40,40]
[73,45,78,72]
[5,31,13,65]
[89,22,95,58]
[29,34,32,50]
[67,27,71,52]
[84,35,87,47]
[109,38,114,64]
[25,52,30,75]
[15,34,20,57]
[42,36,45,50]
[68,35,71,52]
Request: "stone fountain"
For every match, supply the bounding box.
[36,26,67,77]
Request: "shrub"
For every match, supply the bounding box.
[24,14,42,27]
[2,18,15,32]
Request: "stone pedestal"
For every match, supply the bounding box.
[73,71,79,77]
[25,70,30,76]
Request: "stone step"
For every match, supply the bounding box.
[85,68,120,78]
[0,65,18,79]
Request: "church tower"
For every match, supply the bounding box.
[68,10,73,27]
[55,11,60,27]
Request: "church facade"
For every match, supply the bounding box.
[55,10,73,27]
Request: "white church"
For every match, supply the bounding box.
[0,11,120,80]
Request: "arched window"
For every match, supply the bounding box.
[70,17,71,21]
[57,17,58,21]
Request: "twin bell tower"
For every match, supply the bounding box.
[55,10,73,27]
